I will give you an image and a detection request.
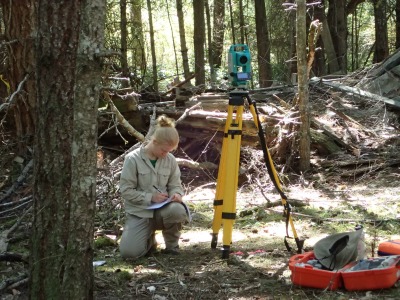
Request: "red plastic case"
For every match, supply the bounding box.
[341,256,400,291]
[378,240,400,256]
[289,251,343,290]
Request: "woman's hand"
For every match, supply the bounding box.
[151,192,169,203]
[170,193,182,203]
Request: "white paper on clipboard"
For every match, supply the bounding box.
[146,199,191,222]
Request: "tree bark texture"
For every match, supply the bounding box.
[205,0,213,81]
[296,0,311,171]
[120,0,129,78]
[146,0,158,91]
[212,0,225,69]
[373,0,389,63]
[238,0,245,44]
[193,0,205,85]
[176,0,191,79]
[254,0,273,88]
[129,0,146,83]
[327,0,347,73]
[310,1,326,76]
[228,0,236,44]
[30,1,105,299]
[1,0,37,153]
[397,0,400,49]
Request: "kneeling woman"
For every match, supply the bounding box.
[119,115,189,258]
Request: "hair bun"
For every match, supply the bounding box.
[157,115,175,128]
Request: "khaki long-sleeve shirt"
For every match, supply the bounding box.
[119,146,184,218]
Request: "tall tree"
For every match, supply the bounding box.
[205,0,214,83]
[373,0,389,63]
[120,0,129,78]
[296,0,310,171]
[239,0,245,44]
[212,0,225,69]
[397,0,400,49]
[193,0,206,85]
[327,0,347,73]
[130,0,146,86]
[166,0,179,77]
[147,0,158,91]
[30,0,105,298]
[309,1,326,76]
[228,0,236,44]
[254,0,273,88]
[176,0,191,78]
[0,1,37,153]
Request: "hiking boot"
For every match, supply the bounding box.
[145,240,159,256]
[161,246,180,255]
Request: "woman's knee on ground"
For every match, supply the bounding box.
[119,235,148,259]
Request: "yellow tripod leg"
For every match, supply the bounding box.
[211,105,234,249]
[220,105,243,258]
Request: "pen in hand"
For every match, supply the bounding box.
[153,185,164,194]
[152,185,169,203]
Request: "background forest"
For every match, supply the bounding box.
[0,0,400,299]
[104,0,398,92]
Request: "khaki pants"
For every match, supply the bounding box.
[119,202,188,259]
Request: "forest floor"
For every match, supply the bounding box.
[1,75,400,299]
[91,160,400,300]
[91,74,400,299]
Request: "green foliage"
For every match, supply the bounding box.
[94,236,116,249]
[103,0,397,90]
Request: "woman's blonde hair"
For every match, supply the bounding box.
[152,115,179,148]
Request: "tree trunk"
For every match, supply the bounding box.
[397,0,400,49]
[296,0,310,171]
[30,1,105,299]
[373,0,389,63]
[166,0,179,77]
[311,1,326,76]
[239,0,245,44]
[320,16,340,74]
[254,0,273,88]
[212,0,225,69]
[286,0,297,81]
[129,0,146,86]
[327,0,347,73]
[147,0,158,91]
[0,1,37,154]
[228,0,236,44]
[193,0,205,85]
[205,0,214,83]
[176,0,191,79]
[120,0,129,79]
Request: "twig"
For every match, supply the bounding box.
[0,205,33,253]
[103,92,145,142]
[0,198,32,215]
[161,73,196,96]
[0,273,28,292]
[0,74,29,113]
[0,195,32,208]
[176,102,201,124]
[0,159,33,203]
[7,278,29,290]
[98,123,118,139]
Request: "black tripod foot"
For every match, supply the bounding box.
[222,245,230,259]
[211,234,218,249]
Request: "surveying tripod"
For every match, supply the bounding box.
[210,90,304,258]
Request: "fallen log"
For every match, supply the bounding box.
[161,73,196,96]
[311,77,400,108]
